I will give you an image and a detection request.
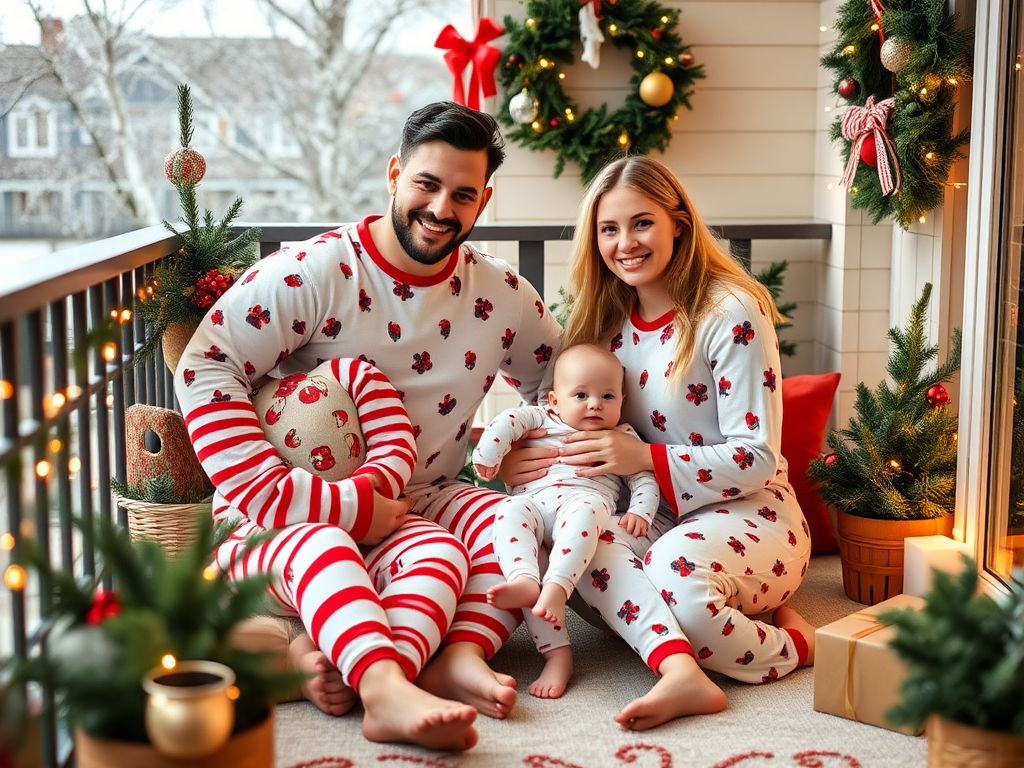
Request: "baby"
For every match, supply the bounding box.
[472,342,659,697]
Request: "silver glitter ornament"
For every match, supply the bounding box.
[880,37,913,74]
[509,91,539,124]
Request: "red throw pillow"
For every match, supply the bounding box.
[781,373,841,554]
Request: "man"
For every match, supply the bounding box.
[175,102,560,750]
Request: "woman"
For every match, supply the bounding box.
[504,155,816,730]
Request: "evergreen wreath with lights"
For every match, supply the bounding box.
[821,0,973,229]
[498,0,704,184]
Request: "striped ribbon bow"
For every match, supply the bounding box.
[840,96,901,196]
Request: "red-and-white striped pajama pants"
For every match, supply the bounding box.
[407,481,525,658]
[215,514,469,691]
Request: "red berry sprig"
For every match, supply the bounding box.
[193,268,234,309]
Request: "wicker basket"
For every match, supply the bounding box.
[115,494,212,557]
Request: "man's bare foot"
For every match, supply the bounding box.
[487,576,541,611]
[532,582,568,626]
[529,645,573,699]
[417,641,518,719]
[771,605,816,666]
[614,653,726,730]
[288,634,357,716]
[359,660,478,751]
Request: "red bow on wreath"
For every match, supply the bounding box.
[435,18,504,111]
[840,95,901,196]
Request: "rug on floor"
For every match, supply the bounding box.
[273,554,927,768]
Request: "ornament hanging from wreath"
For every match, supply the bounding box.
[498,0,704,184]
[821,0,973,229]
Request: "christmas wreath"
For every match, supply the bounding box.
[821,0,973,229]
[498,0,704,184]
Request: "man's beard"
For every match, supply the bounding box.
[391,206,467,266]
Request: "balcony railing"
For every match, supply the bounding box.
[0,219,830,766]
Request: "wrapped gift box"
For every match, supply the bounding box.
[813,593,925,735]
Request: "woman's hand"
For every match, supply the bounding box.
[559,428,654,478]
[497,428,556,485]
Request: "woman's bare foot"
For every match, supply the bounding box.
[417,641,518,719]
[288,634,357,716]
[614,653,726,730]
[529,645,573,699]
[487,576,541,611]
[532,582,568,626]
[771,605,816,666]
[359,659,478,751]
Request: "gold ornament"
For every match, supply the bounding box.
[879,37,913,74]
[143,660,236,759]
[639,72,674,107]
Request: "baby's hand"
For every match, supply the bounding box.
[618,513,649,539]
[474,463,498,481]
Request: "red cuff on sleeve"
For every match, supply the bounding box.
[784,627,809,667]
[650,444,678,516]
[346,474,377,542]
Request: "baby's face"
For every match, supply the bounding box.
[548,348,624,431]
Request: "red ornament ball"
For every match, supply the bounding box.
[549,118,560,128]
[651,28,663,40]
[859,134,878,167]
[679,51,695,68]
[506,53,524,69]
[823,452,840,466]
[164,147,206,187]
[926,384,950,408]
[838,77,859,99]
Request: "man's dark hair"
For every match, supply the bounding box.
[399,101,506,181]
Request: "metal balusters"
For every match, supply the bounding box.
[71,292,95,579]
[50,299,74,571]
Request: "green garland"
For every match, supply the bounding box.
[820,0,973,229]
[498,0,704,184]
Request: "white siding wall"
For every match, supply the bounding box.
[468,0,969,430]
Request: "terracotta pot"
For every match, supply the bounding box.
[74,707,273,768]
[161,320,200,374]
[836,510,953,605]
[927,715,1024,768]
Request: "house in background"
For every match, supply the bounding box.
[0,16,449,246]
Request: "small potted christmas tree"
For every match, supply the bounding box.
[13,515,302,767]
[808,282,962,604]
[135,83,260,372]
[880,559,1024,767]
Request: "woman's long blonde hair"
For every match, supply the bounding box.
[562,155,782,382]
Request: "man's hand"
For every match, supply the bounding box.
[618,513,649,539]
[361,490,411,546]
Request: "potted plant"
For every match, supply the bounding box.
[879,559,1024,767]
[13,514,302,768]
[134,83,259,371]
[808,283,962,604]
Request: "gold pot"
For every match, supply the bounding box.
[927,715,1024,768]
[142,660,235,759]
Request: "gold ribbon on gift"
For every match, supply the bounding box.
[844,612,889,720]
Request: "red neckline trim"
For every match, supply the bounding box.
[356,216,458,287]
[630,305,675,332]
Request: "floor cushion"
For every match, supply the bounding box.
[781,372,841,554]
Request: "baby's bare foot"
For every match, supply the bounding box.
[528,645,573,699]
[531,582,568,626]
[487,576,541,611]
[288,635,357,716]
